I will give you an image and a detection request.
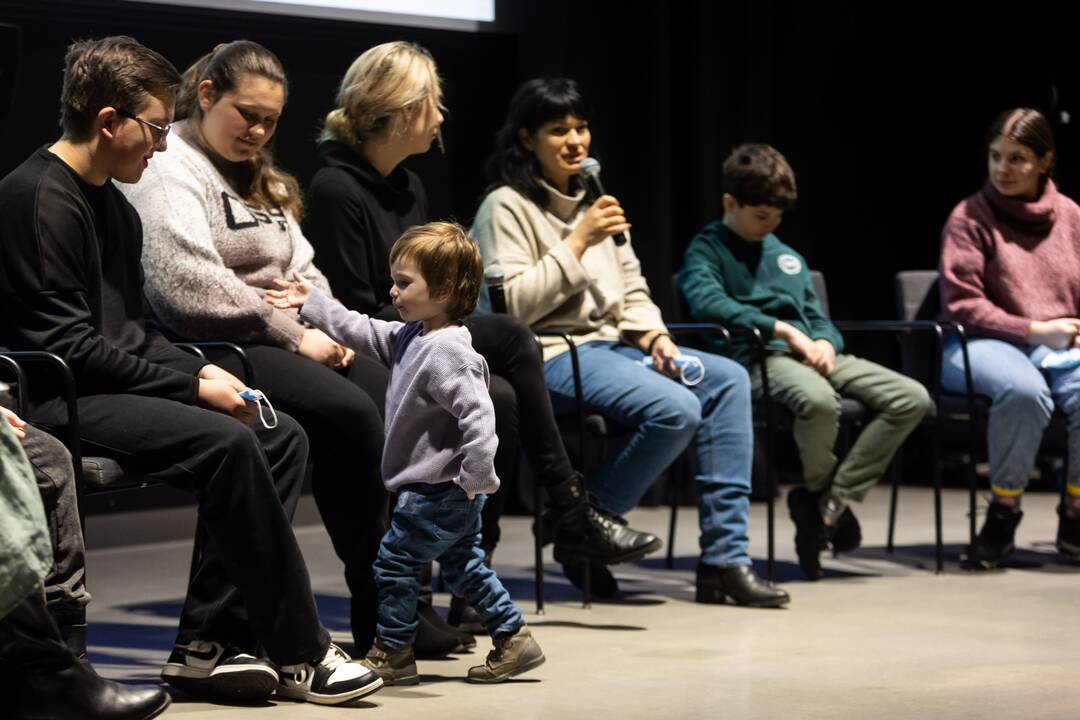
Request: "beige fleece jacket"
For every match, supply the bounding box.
[471,180,667,361]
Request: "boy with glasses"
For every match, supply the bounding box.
[0,35,381,706]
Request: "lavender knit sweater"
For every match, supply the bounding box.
[300,289,499,495]
[940,179,1080,343]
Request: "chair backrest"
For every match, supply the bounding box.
[670,272,692,323]
[809,271,829,318]
[894,270,941,385]
[895,270,940,321]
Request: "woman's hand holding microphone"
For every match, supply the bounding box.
[564,195,631,259]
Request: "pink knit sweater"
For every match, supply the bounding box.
[939,178,1080,343]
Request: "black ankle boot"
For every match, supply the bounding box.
[787,487,825,581]
[1057,503,1080,558]
[695,564,790,607]
[447,595,485,634]
[414,601,468,659]
[559,557,618,598]
[967,501,1023,569]
[820,494,862,555]
[21,657,170,720]
[56,609,88,661]
[1,593,169,720]
[547,474,662,564]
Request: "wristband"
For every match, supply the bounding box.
[646,332,673,355]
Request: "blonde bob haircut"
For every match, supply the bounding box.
[389,221,482,320]
[322,41,444,147]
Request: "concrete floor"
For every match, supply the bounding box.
[83,487,1080,720]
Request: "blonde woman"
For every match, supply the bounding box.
[117,40,398,658]
[305,42,660,605]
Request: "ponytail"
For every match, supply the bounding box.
[179,40,303,218]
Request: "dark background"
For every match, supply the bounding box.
[1,0,1076,321]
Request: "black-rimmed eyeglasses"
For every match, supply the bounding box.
[116,109,171,144]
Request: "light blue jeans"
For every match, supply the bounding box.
[543,341,754,568]
[941,337,1080,493]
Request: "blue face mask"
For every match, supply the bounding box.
[639,354,706,386]
[238,388,278,429]
[1040,348,1080,371]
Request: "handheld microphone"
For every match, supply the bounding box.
[485,264,508,314]
[578,157,627,246]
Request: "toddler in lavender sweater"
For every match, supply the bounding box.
[266,221,543,685]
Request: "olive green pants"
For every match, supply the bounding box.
[750,353,931,501]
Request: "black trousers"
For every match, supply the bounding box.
[209,346,389,651]
[465,314,576,550]
[39,394,328,666]
[0,588,72,673]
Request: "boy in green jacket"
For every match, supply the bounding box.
[678,144,930,579]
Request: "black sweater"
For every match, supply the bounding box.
[0,148,205,412]
[304,140,429,320]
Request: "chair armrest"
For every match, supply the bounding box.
[665,322,732,345]
[833,320,952,408]
[833,319,943,335]
[175,341,255,385]
[0,350,84,487]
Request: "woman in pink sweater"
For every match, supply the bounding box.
[940,107,1080,567]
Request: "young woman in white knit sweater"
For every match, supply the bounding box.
[115,40,441,656]
[472,77,789,608]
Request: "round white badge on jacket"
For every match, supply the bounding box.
[777,254,802,275]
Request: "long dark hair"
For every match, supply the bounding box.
[175,40,303,217]
[484,77,591,206]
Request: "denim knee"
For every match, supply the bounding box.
[995,381,1053,430]
[650,385,703,437]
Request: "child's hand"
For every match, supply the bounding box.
[1,406,27,440]
[265,270,315,309]
[452,477,476,500]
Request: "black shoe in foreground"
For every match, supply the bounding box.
[22,657,170,720]
[447,595,486,635]
[695,564,790,607]
[826,505,862,554]
[414,601,473,658]
[546,475,663,564]
[787,487,825,581]
[161,640,278,703]
[966,501,1023,569]
[555,555,619,598]
[1056,503,1080,558]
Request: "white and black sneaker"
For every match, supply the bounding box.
[161,639,279,702]
[277,643,383,705]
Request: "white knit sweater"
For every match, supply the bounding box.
[470,180,667,360]
[117,127,330,351]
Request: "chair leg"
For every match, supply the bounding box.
[932,431,944,574]
[667,468,679,570]
[532,480,544,615]
[766,449,775,583]
[966,448,979,560]
[581,558,592,609]
[886,458,901,553]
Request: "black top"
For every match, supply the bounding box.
[0,148,205,414]
[304,140,429,321]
